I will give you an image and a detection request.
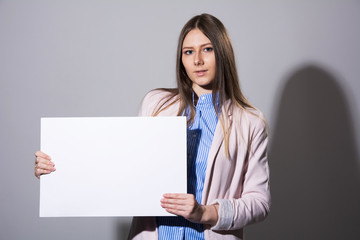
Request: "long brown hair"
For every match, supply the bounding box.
[153,13,257,156]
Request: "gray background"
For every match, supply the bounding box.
[1,0,359,239]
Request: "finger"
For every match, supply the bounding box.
[162,203,189,212]
[35,167,51,178]
[35,151,51,160]
[164,207,186,216]
[35,156,55,166]
[36,162,56,171]
[161,198,195,210]
[161,201,187,212]
[161,197,192,207]
[163,193,189,199]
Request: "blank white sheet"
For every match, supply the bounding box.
[40,117,187,217]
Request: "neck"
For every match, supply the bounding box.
[192,85,212,97]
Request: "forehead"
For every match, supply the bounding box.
[182,29,211,47]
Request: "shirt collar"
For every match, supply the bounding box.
[192,90,220,110]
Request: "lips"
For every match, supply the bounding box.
[195,70,207,76]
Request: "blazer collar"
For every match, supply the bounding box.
[202,99,233,204]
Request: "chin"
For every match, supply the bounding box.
[198,81,213,89]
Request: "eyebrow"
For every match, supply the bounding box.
[182,42,212,50]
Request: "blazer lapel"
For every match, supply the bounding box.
[202,101,233,204]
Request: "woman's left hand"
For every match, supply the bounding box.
[161,193,204,223]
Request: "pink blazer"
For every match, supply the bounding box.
[129,90,270,240]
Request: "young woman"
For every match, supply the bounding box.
[35,13,270,240]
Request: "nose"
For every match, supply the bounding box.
[194,52,204,66]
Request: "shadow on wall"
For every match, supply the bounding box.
[116,218,132,240]
[115,65,360,240]
[247,65,360,239]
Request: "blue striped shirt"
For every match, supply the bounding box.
[157,93,219,240]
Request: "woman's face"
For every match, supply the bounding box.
[182,28,216,96]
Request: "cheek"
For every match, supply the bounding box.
[182,60,192,75]
[209,56,216,68]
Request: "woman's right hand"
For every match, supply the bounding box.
[34,151,56,179]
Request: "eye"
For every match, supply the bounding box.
[204,47,213,52]
[184,50,193,55]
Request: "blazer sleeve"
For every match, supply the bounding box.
[138,89,173,117]
[212,115,271,230]
[138,90,158,117]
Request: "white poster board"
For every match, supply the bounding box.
[40,117,187,217]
